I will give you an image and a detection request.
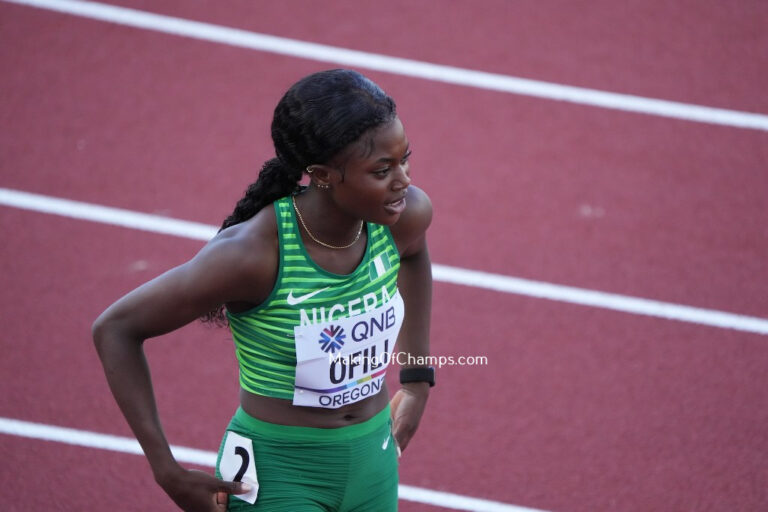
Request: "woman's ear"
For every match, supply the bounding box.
[307,165,334,190]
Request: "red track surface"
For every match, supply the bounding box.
[2,1,767,511]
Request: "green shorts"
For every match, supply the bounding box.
[215,405,399,511]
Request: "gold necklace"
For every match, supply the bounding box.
[292,195,363,250]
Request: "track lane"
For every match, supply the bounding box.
[0,435,177,512]
[3,186,767,336]
[87,0,768,113]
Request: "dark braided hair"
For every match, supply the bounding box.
[220,69,397,231]
[203,69,397,324]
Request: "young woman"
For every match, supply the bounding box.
[92,69,434,511]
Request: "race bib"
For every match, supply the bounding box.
[293,292,404,408]
[217,431,259,504]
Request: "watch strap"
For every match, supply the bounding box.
[399,366,435,387]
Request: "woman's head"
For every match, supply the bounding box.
[221,69,396,230]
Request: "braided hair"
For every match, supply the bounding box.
[203,69,397,323]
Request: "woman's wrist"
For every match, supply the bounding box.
[151,456,185,488]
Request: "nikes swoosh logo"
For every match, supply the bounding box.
[286,287,329,306]
[382,435,390,450]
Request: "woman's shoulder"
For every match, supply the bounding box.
[194,205,279,298]
[215,202,278,246]
[389,186,432,253]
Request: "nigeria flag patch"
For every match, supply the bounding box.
[369,251,393,281]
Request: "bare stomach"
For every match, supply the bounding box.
[239,383,390,428]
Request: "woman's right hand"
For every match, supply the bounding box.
[159,467,252,512]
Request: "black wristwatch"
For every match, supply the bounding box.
[399,366,436,387]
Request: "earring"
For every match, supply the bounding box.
[306,166,314,174]
[317,183,330,190]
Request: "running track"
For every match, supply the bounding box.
[1,1,767,511]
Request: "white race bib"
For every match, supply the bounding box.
[293,292,404,408]
[217,431,259,504]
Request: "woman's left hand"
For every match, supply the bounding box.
[390,383,430,453]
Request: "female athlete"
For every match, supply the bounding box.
[92,68,433,511]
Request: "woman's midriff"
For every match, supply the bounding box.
[239,383,390,428]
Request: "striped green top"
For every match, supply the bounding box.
[227,195,401,400]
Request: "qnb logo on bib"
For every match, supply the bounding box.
[318,325,345,353]
[292,291,404,408]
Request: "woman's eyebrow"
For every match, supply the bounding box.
[374,145,411,163]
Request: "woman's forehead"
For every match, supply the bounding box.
[342,117,407,164]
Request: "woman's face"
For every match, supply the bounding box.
[327,116,412,226]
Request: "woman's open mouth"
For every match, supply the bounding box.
[383,196,407,215]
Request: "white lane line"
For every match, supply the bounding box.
[431,266,768,336]
[2,187,767,336]
[0,417,545,512]
[3,0,768,131]
[0,187,217,240]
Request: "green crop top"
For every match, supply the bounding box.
[226,195,403,408]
